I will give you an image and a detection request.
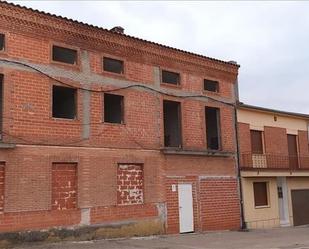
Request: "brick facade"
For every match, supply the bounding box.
[0,2,240,235]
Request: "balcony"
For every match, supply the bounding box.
[240,153,309,171]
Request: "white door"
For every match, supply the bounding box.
[277,177,290,226]
[178,183,194,233]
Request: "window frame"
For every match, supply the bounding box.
[204,79,219,93]
[0,33,5,52]
[161,69,181,86]
[103,57,125,75]
[163,99,182,148]
[50,43,80,67]
[51,85,77,120]
[205,106,221,151]
[253,181,270,208]
[103,93,125,124]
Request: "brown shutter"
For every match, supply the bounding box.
[251,130,263,154]
[253,182,268,207]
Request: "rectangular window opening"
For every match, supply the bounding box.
[0,75,3,139]
[205,107,220,150]
[163,100,181,147]
[52,45,77,65]
[253,182,268,207]
[251,130,263,154]
[161,70,180,85]
[52,85,76,119]
[103,57,124,74]
[104,93,124,124]
[204,79,219,92]
[0,34,4,51]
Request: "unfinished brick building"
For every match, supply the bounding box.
[0,2,241,236]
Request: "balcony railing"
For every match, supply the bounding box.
[240,153,309,170]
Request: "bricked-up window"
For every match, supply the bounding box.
[52,45,77,65]
[52,163,77,210]
[163,100,182,147]
[103,57,124,74]
[0,163,5,212]
[161,70,180,85]
[0,34,4,51]
[117,164,143,205]
[52,85,76,119]
[205,107,221,150]
[204,79,219,92]
[104,93,124,124]
[251,130,263,154]
[253,182,268,207]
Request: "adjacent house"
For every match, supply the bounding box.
[238,104,309,229]
[0,2,241,235]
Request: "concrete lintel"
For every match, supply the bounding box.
[0,143,16,149]
[241,170,309,177]
[161,149,235,157]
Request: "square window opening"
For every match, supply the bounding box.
[0,34,4,51]
[204,79,219,92]
[103,57,124,74]
[161,70,180,85]
[104,93,124,124]
[163,100,182,147]
[253,182,268,207]
[205,107,221,150]
[52,85,76,119]
[0,74,3,139]
[52,45,77,65]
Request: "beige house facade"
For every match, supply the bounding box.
[237,104,309,229]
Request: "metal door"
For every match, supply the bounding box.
[178,184,194,233]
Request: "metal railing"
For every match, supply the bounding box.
[240,153,309,170]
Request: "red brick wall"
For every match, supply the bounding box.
[237,122,251,154]
[52,163,77,210]
[199,178,240,230]
[0,163,4,212]
[0,2,240,234]
[117,164,143,205]
[165,177,240,234]
[264,126,288,155]
[298,130,309,168]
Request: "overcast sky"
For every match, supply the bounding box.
[8,1,309,113]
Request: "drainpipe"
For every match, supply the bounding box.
[233,74,247,230]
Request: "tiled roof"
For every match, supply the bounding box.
[2,1,240,68]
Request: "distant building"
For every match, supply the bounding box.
[238,104,309,229]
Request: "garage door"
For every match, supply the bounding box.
[291,189,309,226]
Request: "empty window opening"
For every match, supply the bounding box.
[104,93,124,124]
[161,70,180,85]
[205,107,220,150]
[163,100,181,147]
[253,182,268,207]
[251,130,263,154]
[0,75,3,138]
[0,34,4,51]
[52,45,77,65]
[204,79,219,92]
[103,57,124,74]
[52,85,76,119]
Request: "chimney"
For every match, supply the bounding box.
[110,26,124,34]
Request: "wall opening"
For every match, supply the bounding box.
[52,45,77,65]
[161,70,180,85]
[103,57,124,74]
[52,163,77,210]
[253,182,268,207]
[250,130,263,154]
[0,34,4,51]
[163,100,181,147]
[104,93,124,124]
[205,107,220,150]
[0,74,3,139]
[0,162,5,212]
[117,164,144,205]
[204,79,219,92]
[52,85,76,119]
